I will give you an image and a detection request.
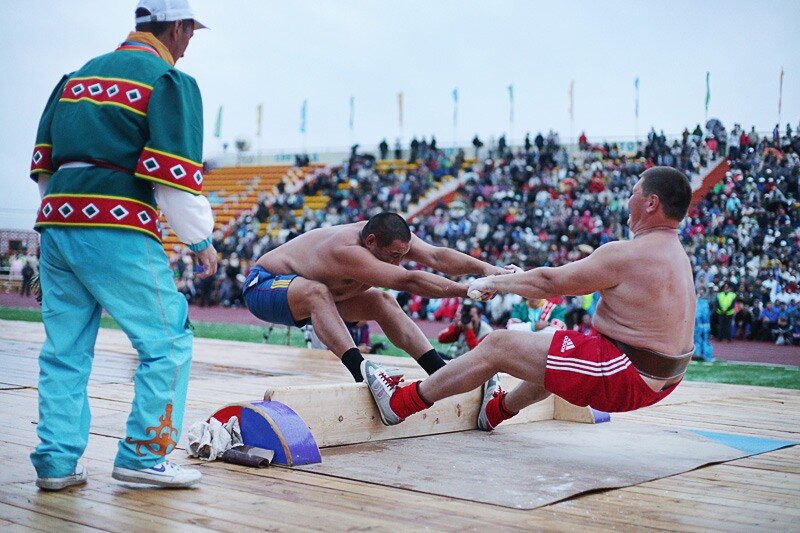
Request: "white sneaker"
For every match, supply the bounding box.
[112,460,201,488]
[361,360,404,426]
[477,373,502,431]
[36,464,88,491]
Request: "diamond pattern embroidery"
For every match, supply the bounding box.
[32,151,43,164]
[71,83,85,96]
[107,84,120,97]
[88,83,103,96]
[42,203,53,218]
[111,205,129,220]
[193,170,203,185]
[126,88,142,102]
[170,164,187,180]
[82,203,99,219]
[143,157,160,172]
[58,203,74,219]
[138,211,152,224]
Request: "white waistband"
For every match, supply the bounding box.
[59,162,94,169]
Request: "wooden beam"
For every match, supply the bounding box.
[264,376,572,448]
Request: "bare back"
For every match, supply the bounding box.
[592,231,695,357]
[256,222,372,301]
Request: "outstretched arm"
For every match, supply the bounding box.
[469,241,628,300]
[405,233,507,277]
[333,245,469,298]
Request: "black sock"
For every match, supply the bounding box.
[417,349,447,375]
[341,347,365,382]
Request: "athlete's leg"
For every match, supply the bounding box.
[336,289,432,359]
[286,277,356,357]
[418,329,554,411]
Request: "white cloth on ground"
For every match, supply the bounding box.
[187,415,243,461]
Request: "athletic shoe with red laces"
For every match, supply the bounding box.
[477,373,502,431]
[361,360,404,425]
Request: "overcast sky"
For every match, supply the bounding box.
[1,0,798,230]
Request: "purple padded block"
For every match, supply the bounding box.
[240,400,321,466]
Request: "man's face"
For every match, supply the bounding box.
[627,178,646,227]
[174,24,194,59]
[367,238,410,266]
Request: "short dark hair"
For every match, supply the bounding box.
[640,166,692,221]
[361,212,411,247]
[135,8,193,37]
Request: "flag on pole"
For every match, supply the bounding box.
[300,99,307,134]
[705,71,711,114]
[507,84,514,124]
[452,87,458,128]
[568,80,575,121]
[213,105,223,138]
[634,77,640,118]
[778,67,784,117]
[256,104,263,137]
[349,96,355,132]
[397,92,404,129]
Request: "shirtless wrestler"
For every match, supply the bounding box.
[243,212,514,382]
[362,166,696,428]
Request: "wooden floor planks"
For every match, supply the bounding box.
[1,318,798,531]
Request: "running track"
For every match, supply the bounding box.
[2,292,798,367]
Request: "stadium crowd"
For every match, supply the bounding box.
[159,120,800,348]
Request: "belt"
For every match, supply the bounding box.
[59,160,132,174]
[605,336,693,380]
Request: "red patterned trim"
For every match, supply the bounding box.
[59,77,153,117]
[31,144,53,176]
[116,44,160,58]
[135,147,204,194]
[35,194,160,242]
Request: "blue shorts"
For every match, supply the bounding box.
[243,265,309,327]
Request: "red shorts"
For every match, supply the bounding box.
[544,330,680,413]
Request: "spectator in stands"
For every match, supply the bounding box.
[348,321,385,354]
[437,300,493,360]
[734,299,755,340]
[714,283,736,341]
[379,139,389,160]
[472,135,484,158]
[20,260,34,297]
[758,301,780,341]
[574,313,597,336]
[774,301,791,345]
[507,297,566,332]
[578,131,588,151]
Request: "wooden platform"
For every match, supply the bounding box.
[1,319,799,530]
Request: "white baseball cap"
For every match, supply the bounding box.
[135,0,207,30]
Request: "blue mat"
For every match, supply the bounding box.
[690,430,798,455]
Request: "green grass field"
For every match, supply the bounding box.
[2,305,798,390]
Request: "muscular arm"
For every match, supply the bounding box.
[405,233,505,277]
[473,241,629,299]
[333,245,469,298]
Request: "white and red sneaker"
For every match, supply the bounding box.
[477,373,503,431]
[361,360,405,426]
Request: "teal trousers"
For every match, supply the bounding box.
[31,227,193,477]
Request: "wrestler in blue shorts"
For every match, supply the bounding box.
[243,265,309,327]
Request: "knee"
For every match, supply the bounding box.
[375,291,403,315]
[305,282,335,307]
[477,330,515,361]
